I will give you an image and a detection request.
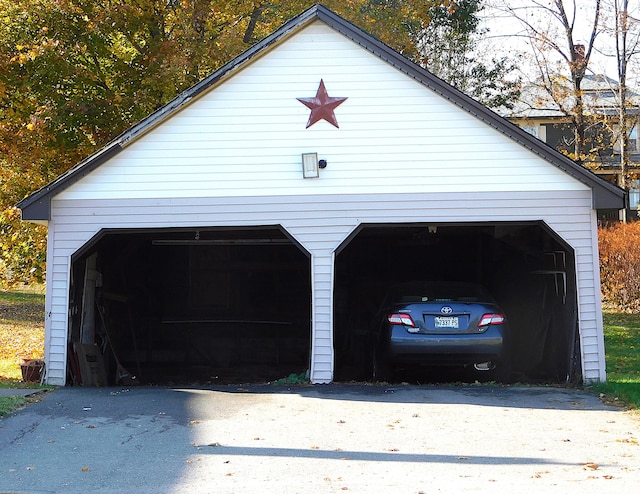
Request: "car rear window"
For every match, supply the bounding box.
[384,282,493,306]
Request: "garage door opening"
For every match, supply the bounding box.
[334,222,579,384]
[67,227,311,385]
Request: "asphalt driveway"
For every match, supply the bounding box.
[1,384,638,493]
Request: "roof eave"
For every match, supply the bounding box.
[17,141,124,221]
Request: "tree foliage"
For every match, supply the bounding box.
[0,208,46,288]
[0,0,512,285]
[494,0,602,165]
[416,0,520,108]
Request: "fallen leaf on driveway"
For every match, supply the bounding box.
[532,470,549,478]
[616,438,638,444]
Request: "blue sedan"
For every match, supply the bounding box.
[372,281,511,381]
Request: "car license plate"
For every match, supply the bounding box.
[435,316,459,329]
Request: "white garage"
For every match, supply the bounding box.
[18,5,624,386]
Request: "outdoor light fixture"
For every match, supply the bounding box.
[302,152,319,178]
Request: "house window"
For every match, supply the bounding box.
[543,123,574,153]
[613,125,638,154]
[544,122,615,158]
[628,126,638,153]
[521,125,539,138]
[630,180,640,210]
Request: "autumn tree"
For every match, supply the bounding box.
[414,0,521,108]
[491,0,602,164]
[0,0,270,285]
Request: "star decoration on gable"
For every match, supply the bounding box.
[297,79,348,128]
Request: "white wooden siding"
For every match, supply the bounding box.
[310,253,335,382]
[57,22,589,203]
[43,219,69,384]
[43,190,604,384]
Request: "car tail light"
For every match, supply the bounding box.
[387,313,416,327]
[478,313,505,329]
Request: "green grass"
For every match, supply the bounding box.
[0,287,49,417]
[0,287,46,305]
[0,360,24,382]
[273,372,310,385]
[592,311,640,410]
[0,395,28,417]
[0,286,45,385]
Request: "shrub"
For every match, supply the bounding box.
[599,221,640,312]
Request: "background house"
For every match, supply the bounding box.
[18,5,624,386]
[498,73,640,219]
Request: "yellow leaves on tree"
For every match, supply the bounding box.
[0,207,47,288]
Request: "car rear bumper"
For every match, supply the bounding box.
[388,325,505,365]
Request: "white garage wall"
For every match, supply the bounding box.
[42,190,604,385]
[56,22,588,203]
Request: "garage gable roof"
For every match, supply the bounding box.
[17,4,625,220]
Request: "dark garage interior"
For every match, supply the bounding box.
[67,226,312,386]
[333,222,580,384]
[67,221,580,386]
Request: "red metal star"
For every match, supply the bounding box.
[297,79,348,128]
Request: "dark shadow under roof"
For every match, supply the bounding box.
[17,4,625,220]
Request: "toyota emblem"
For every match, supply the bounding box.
[441,306,453,314]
